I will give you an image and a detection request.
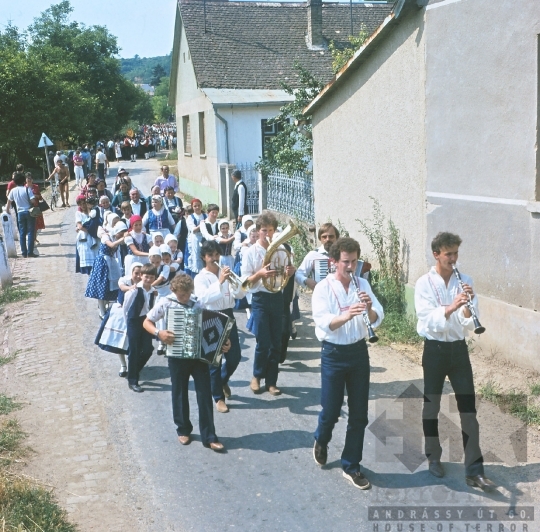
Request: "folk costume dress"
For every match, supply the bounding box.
[124,230,151,275]
[84,234,122,302]
[75,210,98,275]
[185,212,207,278]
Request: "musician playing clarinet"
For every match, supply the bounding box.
[312,237,383,490]
[415,232,495,490]
[143,274,228,452]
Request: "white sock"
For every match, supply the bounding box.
[118,353,126,368]
[98,300,107,315]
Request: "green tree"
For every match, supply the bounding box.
[254,62,324,176]
[329,26,370,74]
[151,64,167,86]
[152,76,171,122]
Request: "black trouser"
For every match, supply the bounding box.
[168,357,217,444]
[422,339,484,476]
[127,316,154,385]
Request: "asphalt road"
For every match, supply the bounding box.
[67,157,539,532]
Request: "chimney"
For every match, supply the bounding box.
[307,0,325,49]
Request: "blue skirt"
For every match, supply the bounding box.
[85,255,118,301]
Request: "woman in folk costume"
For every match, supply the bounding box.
[124,214,151,275]
[94,262,144,378]
[216,219,235,270]
[142,194,175,242]
[85,215,129,319]
[184,198,207,278]
[75,194,98,274]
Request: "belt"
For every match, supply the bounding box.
[424,338,466,346]
[322,338,367,349]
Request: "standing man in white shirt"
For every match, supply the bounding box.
[415,232,495,491]
[230,170,247,230]
[95,148,109,181]
[154,165,179,194]
[311,237,383,490]
[194,240,243,413]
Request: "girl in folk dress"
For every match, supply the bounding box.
[216,220,235,270]
[124,215,151,275]
[142,194,175,242]
[165,233,183,270]
[85,220,128,318]
[75,194,98,274]
[94,262,144,378]
[184,199,207,278]
[114,140,123,163]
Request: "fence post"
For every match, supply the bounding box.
[1,208,17,258]
[0,235,13,288]
[258,171,267,213]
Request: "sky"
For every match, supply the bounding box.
[1,0,178,58]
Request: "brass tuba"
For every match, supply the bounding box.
[261,221,300,292]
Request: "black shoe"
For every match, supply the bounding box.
[466,475,497,491]
[156,347,166,356]
[343,471,371,490]
[428,460,445,478]
[129,384,144,393]
[313,440,327,466]
[119,367,128,378]
[27,253,39,258]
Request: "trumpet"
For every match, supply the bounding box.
[213,261,245,293]
[451,265,485,335]
[349,272,379,343]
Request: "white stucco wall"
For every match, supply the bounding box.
[311,8,428,283]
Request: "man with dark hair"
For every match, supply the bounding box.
[311,237,383,490]
[230,170,247,229]
[48,160,70,207]
[415,232,495,490]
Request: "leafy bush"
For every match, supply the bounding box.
[329,26,370,74]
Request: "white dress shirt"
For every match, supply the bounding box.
[312,273,384,344]
[130,200,143,216]
[194,269,237,310]
[200,220,219,241]
[235,180,246,216]
[241,241,270,293]
[415,267,478,341]
[123,282,156,319]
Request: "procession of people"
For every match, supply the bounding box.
[3,154,496,494]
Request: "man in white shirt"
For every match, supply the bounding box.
[415,232,495,491]
[194,241,243,413]
[311,237,383,490]
[230,170,247,230]
[95,148,109,180]
[129,188,147,217]
[154,165,179,194]
[296,223,370,290]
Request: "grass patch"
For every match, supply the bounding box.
[478,381,540,425]
[376,311,422,345]
[0,285,40,310]
[529,382,540,396]
[0,395,21,416]
[0,476,77,532]
[0,349,22,367]
[0,396,77,531]
[167,149,178,160]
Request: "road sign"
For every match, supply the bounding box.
[38,133,53,148]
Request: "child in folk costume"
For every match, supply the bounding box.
[216,220,235,270]
[123,263,157,393]
[194,240,244,414]
[143,274,227,451]
[94,262,144,378]
[184,199,207,278]
[75,194,98,275]
[152,232,165,247]
[142,194,175,241]
[165,233,183,270]
[233,215,254,261]
[85,219,128,318]
[124,214,151,275]
[234,224,258,316]
[174,204,191,260]
[200,204,220,241]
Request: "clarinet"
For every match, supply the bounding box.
[452,265,485,335]
[349,272,379,343]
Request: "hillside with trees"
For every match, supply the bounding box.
[120,54,172,84]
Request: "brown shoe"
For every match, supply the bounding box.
[216,400,229,413]
[178,435,191,445]
[266,385,281,396]
[204,441,225,452]
[250,377,261,394]
[223,383,231,398]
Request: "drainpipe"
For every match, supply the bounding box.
[214,107,230,164]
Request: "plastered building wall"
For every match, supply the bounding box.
[312,9,428,284]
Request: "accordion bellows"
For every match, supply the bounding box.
[165,306,234,366]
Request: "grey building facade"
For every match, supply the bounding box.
[305,0,540,370]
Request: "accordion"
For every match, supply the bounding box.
[165,307,235,366]
[313,258,331,283]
